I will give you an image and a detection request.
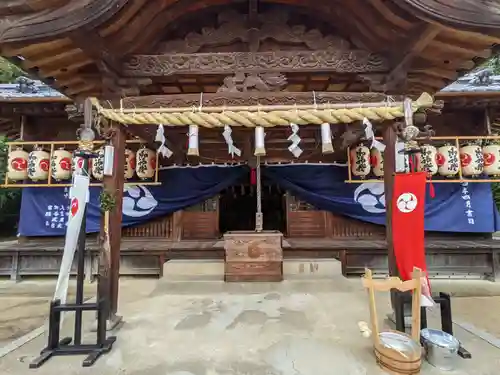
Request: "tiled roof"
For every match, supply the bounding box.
[0,77,66,99]
[440,68,500,93]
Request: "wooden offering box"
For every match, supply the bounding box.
[224,231,283,282]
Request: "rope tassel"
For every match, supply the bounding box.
[254,126,266,156]
[222,125,241,158]
[321,123,334,154]
[155,124,173,158]
[187,125,199,156]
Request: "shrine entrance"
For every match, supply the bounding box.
[218,180,286,234]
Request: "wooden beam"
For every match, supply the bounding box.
[384,23,441,88]
[69,29,122,78]
[68,29,150,97]
[122,50,390,77]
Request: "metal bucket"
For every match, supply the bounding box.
[421,328,460,371]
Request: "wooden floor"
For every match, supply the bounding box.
[1,236,499,280]
[3,236,500,252]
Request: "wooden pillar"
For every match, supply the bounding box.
[102,122,125,319]
[172,210,183,240]
[383,123,398,278]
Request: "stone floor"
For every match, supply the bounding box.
[1,261,500,374]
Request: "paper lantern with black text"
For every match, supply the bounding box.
[350,145,371,178]
[417,144,438,176]
[51,148,72,181]
[437,144,459,177]
[91,147,105,181]
[28,147,50,181]
[460,144,484,177]
[136,147,156,180]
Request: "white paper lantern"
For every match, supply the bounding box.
[350,145,371,178]
[370,148,384,177]
[28,147,50,181]
[437,144,460,177]
[418,144,438,176]
[91,147,105,181]
[483,143,500,176]
[73,155,93,176]
[7,147,28,181]
[136,147,156,180]
[460,144,484,177]
[51,148,72,181]
[124,149,136,180]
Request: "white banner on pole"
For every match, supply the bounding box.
[53,173,90,305]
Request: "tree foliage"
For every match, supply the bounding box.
[0,59,24,235]
[0,136,21,235]
[0,58,24,83]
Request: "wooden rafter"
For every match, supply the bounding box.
[399,0,500,31]
[384,23,441,89]
[0,1,499,98]
[0,0,128,43]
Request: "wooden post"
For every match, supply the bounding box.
[383,122,398,279]
[102,122,125,322]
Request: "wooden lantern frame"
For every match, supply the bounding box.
[346,135,500,183]
[2,140,161,188]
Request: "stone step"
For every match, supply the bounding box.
[161,259,342,281]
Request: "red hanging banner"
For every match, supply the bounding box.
[392,171,428,282]
[250,168,257,185]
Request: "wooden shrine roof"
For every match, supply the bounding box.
[0,1,499,99]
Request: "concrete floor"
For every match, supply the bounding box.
[1,260,500,374]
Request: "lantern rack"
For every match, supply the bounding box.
[2,140,161,188]
[346,135,500,184]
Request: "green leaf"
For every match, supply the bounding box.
[0,136,21,231]
[0,58,25,83]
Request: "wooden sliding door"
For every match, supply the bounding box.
[181,196,220,239]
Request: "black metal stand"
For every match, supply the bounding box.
[29,299,116,368]
[394,291,471,359]
[30,150,116,368]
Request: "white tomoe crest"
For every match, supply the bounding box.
[354,183,386,214]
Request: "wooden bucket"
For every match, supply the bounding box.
[374,332,422,375]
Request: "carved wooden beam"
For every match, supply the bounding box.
[104,91,397,110]
[383,23,441,89]
[122,50,389,77]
